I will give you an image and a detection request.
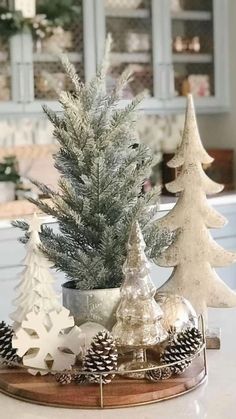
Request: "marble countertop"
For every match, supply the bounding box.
[0,308,236,419]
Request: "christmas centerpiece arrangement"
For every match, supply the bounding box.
[0,39,235,408]
[0,215,206,408]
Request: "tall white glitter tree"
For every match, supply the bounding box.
[157,94,236,320]
[11,213,60,330]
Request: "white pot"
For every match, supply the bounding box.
[0,182,15,203]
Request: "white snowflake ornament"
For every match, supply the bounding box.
[12,308,84,375]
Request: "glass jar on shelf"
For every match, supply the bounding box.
[104,0,153,98]
[32,0,83,101]
[171,0,214,97]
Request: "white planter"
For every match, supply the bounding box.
[0,182,15,203]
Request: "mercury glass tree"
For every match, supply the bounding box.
[112,221,167,376]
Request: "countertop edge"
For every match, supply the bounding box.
[0,193,236,230]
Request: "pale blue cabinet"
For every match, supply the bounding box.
[92,0,230,114]
[0,0,230,115]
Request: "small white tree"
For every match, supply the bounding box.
[11,213,60,330]
[157,94,236,320]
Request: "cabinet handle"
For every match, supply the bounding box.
[17,63,25,103]
[159,64,166,100]
[168,64,175,99]
[26,63,34,102]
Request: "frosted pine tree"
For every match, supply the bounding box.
[11,213,60,330]
[13,36,171,290]
[157,94,236,320]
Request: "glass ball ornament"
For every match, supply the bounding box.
[155,292,198,335]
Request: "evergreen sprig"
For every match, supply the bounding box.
[13,40,172,289]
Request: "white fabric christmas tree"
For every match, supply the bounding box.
[157,94,236,320]
[11,213,61,330]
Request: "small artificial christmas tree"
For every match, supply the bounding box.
[157,94,236,320]
[112,221,167,373]
[11,213,60,330]
[13,37,171,290]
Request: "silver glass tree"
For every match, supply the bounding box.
[112,221,168,377]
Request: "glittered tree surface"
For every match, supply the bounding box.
[112,222,167,347]
[11,214,60,330]
[157,94,236,319]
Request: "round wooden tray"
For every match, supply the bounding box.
[0,358,207,409]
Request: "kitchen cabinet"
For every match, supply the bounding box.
[93,0,229,113]
[0,0,230,115]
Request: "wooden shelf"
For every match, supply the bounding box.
[171,10,212,21]
[105,8,149,19]
[110,52,150,64]
[173,53,213,63]
[33,52,82,63]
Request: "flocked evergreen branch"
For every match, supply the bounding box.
[13,38,172,289]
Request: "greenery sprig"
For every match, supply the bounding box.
[0,0,81,41]
[0,156,20,183]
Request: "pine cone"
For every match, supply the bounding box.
[55,371,73,385]
[74,373,87,385]
[146,367,162,382]
[160,366,172,380]
[83,330,118,384]
[146,366,172,382]
[0,321,20,365]
[160,327,203,375]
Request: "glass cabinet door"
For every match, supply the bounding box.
[0,38,11,103]
[0,0,11,105]
[32,0,84,102]
[104,0,153,99]
[170,0,214,99]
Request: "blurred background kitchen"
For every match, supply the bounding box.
[0,0,235,216]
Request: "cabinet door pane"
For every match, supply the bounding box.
[105,0,153,98]
[33,0,84,100]
[171,0,214,98]
[0,40,11,102]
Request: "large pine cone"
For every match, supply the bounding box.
[0,321,20,364]
[160,327,203,375]
[83,330,118,384]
